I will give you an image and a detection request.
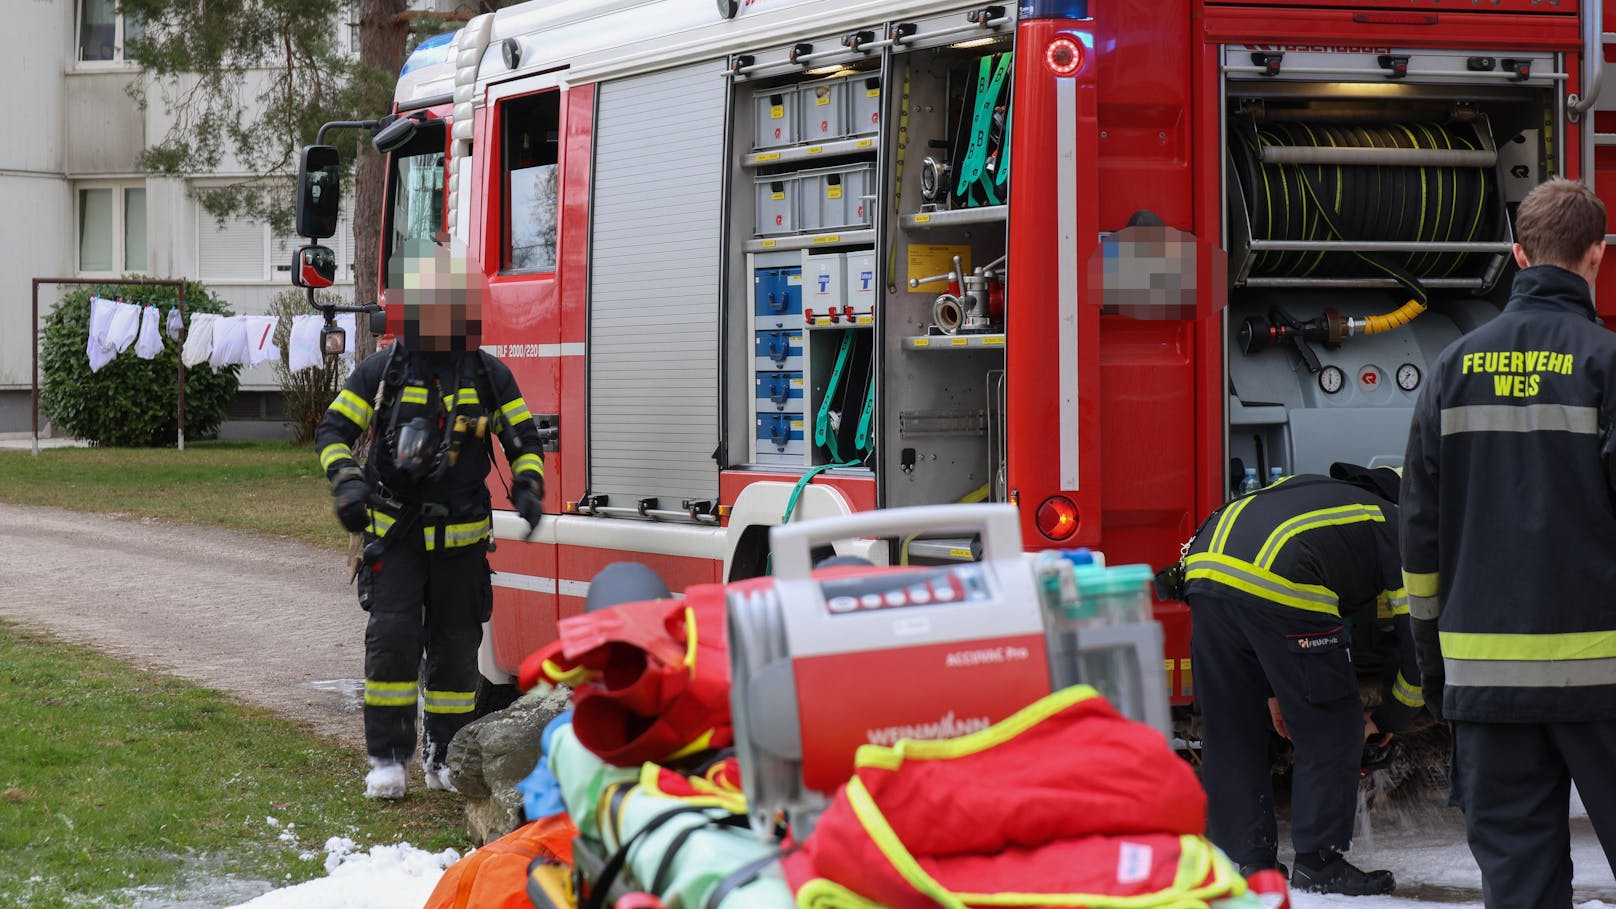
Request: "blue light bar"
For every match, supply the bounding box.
[1018,0,1089,19]
[401,31,457,76]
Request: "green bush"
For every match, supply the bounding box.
[270,288,351,446]
[40,281,240,447]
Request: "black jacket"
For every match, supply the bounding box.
[1183,475,1421,732]
[1401,265,1616,722]
[315,345,545,550]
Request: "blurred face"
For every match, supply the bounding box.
[390,241,485,353]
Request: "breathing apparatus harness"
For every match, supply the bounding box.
[359,345,500,561]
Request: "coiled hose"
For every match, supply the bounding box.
[1232,121,1500,334]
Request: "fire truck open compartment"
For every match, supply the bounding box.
[722,10,1018,519]
[1219,44,1562,492]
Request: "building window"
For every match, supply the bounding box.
[503,91,560,273]
[77,185,146,274]
[199,197,353,284]
[78,0,142,63]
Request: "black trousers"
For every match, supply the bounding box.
[359,530,490,765]
[1453,720,1616,909]
[1189,591,1363,866]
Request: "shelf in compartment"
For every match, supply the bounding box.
[744,135,879,168]
[745,228,876,253]
[901,205,1007,229]
[903,333,1006,351]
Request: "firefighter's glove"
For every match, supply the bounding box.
[512,473,545,539]
[331,468,371,535]
[1361,732,1401,772]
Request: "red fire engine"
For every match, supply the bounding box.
[295,0,1616,714]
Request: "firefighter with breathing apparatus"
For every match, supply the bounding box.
[315,239,547,798]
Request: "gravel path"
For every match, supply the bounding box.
[0,503,368,749]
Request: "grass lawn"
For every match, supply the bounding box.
[0,621,467,909]
[0,441,345,551]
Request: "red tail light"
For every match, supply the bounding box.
[1036,495,1080,540]
[1045,36,1084,77]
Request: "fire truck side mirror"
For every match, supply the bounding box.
[291,244,337,289]
[373,115,420,155]
[295,145,342,239]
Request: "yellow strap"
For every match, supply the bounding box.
[846,775,1243,909]
[855,686,1097,771]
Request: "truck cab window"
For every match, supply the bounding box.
[384,122,446,283]
[503,91,561,273]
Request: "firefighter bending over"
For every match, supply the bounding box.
[315,239,546,799]
[1178,463,1416,895]
[1401,177,1616,906]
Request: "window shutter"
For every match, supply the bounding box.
[198,211,267,280]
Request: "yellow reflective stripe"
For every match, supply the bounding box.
[364,680,418,707]
[855,686,1099,772]
[1384,588,1409,617]
[367,510,396,537]
[1393,670,1424,707]
[399,385,429,406]
[447,387,480,408]
[501,397,533,426]
[319,443,354,471]
[844,774,1242,908]
[1183,552,1340,616]
[1208,495,1255,554]
[1404,570,1440,598]
[1439,630,1616,662]
[1254,503,1383,570]
[328,389,374,430]
[424,517,491,550]
[512,453,544,477]
[423,689,476,715]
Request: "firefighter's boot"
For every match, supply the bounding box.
[1291,852,1395,895]
[1239,861,1288,879]
[424,763,457,793]
[365,758,408,800]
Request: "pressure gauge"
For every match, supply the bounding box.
[1396,363,1422,392]
[1318,365,1345,395]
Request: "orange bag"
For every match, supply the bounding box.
[423,812,577,909]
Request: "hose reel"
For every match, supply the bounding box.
[1229,118,1509,363]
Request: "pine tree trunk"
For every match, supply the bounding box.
[351,0,410,356]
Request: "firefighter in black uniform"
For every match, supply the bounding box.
[315,240,546,799]
[1401,178,1616,906]
[1181,463,1416,895]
